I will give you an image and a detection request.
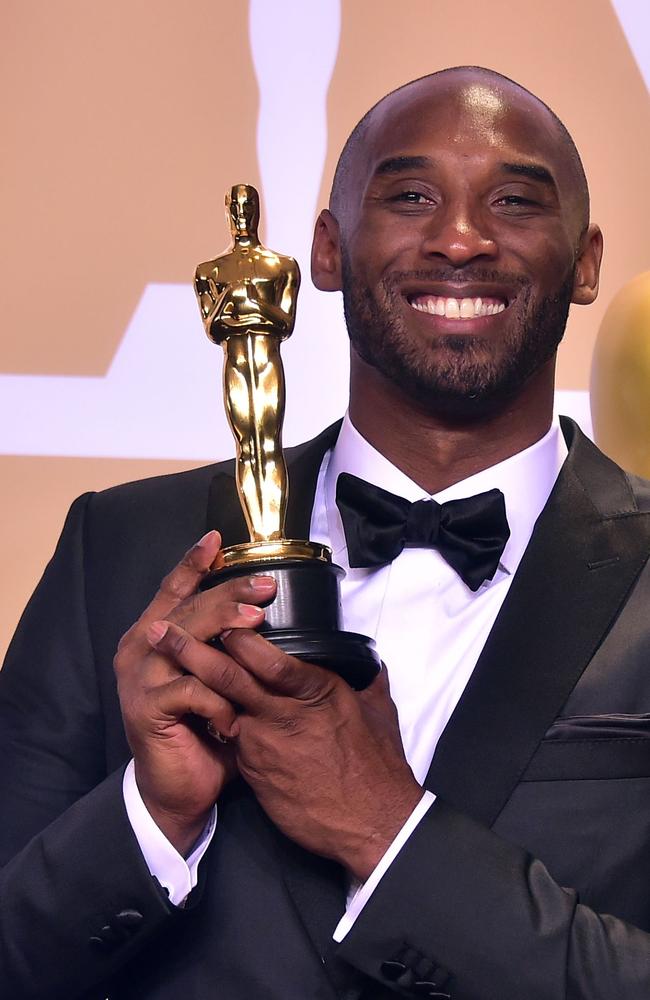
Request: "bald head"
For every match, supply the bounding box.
[330,66,589,238]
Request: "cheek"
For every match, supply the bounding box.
[347,228,422,280]
[506,231,575,291]
[513,220,575,265]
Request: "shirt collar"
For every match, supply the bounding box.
[324,412,567,576]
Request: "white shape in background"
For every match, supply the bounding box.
[249,0,348,443]
[0,286,229,459]
[611,0,650,92]
[0,0,345,460]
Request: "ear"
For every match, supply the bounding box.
[571,223,603,305]
[311,210,343,291]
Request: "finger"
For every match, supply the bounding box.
[165,574,276,641]
[221,630,335,701]
[116,576,277,700]
[144,530,222,624]
[148,621,269,715]
[149,673,239,738]
[118,531,222,657]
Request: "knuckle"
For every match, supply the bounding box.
[177,674,201,708]
[221,575,261,600]
[170,591,199,621]
[115,620,141,658]
[268,646,293,678]
[113,638,135,676]
[160,569,190,602]
[166,628,192,660]
[273,714,299,734]
[188,589,209,615]
[113,651,124,677]
[266,649,292,681]
[179,673,197,696]
[213,661,238,696]
[115,629,132,654]
[212,577,243,602]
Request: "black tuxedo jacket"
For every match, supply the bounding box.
[2,418,650,1000]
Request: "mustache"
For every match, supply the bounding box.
[382,268,530,291]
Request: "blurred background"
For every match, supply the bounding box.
[1,0,649,660]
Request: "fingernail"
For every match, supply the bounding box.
[221,629,232,640]
[197,530,219,549]
[238,603,263,619]
[147,620,169,645]
[250,575,276,592]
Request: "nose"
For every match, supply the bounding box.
[421,204,497,266]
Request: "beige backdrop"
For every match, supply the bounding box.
[1,0,649,660]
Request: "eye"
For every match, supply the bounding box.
[491,190,545,216]
[394,190,431,203]
[494,195,537,207]
[386,188,437,210]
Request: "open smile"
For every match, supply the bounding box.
[408,293,508,320]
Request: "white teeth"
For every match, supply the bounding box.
[410,295,507,319]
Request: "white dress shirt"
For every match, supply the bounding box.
[124,414,567,931]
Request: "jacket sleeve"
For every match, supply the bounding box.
[0,495,175,1000]
[335,797,650,1000]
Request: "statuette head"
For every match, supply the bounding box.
[226,183,260,241]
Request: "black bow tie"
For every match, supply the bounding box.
[335,472,510,592]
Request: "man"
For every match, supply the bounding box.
[1,66,650,999]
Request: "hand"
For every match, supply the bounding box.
[148,624,423,880]
[114,530,277,856]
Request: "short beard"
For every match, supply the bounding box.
[341,256,574,421]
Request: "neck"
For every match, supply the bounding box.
[348,355,556,494]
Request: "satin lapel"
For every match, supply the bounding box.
[426,419,650,828]
[284,421,342,540]
[206,422,353,980]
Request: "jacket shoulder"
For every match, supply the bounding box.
[89,459,232,512]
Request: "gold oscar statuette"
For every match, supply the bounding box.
[194,183,379,688]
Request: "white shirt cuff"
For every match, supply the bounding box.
[333,790,435,942]
[122,759,217,907]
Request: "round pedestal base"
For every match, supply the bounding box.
[200,557,381,690]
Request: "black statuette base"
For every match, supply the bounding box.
[200,557,381,690]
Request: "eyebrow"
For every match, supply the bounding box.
[374,155,434,176]
[373,156,558,189]
[499,162,557,188]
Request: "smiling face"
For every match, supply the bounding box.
[313,71,602,421]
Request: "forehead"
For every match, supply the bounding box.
[362,77,569,185]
